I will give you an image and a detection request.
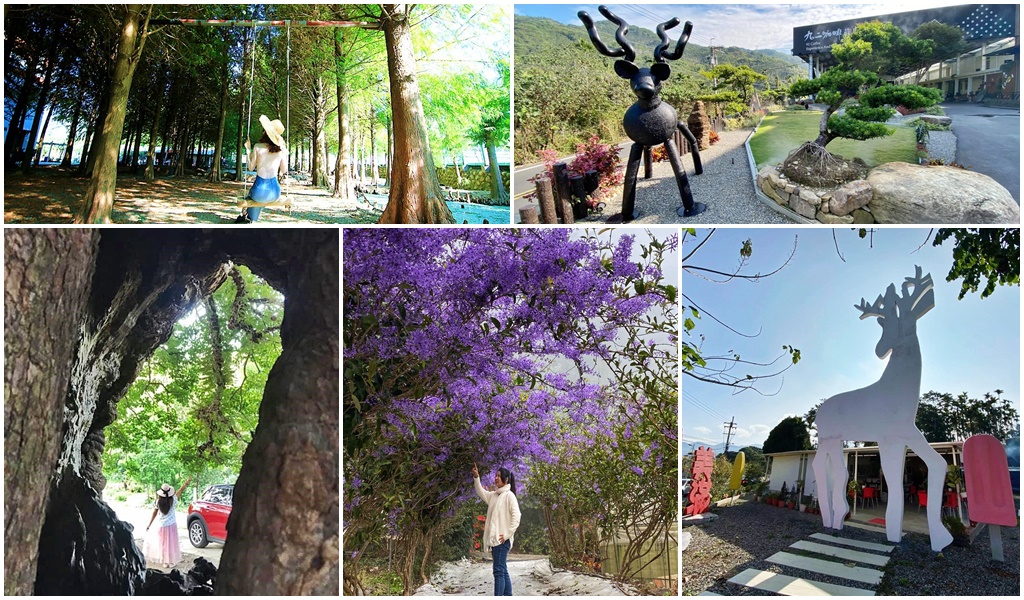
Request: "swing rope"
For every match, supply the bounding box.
[243,27,257,201]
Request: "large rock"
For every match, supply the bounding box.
[867,162,1020,224]
[830,180,872,216]
[920,114,952,126]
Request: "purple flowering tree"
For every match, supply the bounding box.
[343,229,675,594]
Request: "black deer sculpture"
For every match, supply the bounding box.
[578,6,706,221]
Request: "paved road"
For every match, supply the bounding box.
[941,102,1020,202]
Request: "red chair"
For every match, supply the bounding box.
[917,490,928,513]
[943,491,959,516]
[907,484,918,505]
[862,486,879,509]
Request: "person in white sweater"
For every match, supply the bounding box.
[473,462,522,596]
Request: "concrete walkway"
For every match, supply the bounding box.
[940,102,1020,202]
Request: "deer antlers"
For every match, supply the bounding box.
[578,6,636,63]
[654,18,693,62]
[855,266,935,321]
[579,6,695,64]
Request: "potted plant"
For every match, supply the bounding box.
[780,482,789,508]
[847,479,861,501]
[800,494,813,513]
[753,480,769,502]
[795,479,806,512]
[943,515,970,547]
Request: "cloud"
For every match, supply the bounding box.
[693,425,712,435]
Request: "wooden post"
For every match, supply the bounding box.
[519,206,539,224]
[535,176,558,224]
[552,162,570,221]
[569,174,587,220]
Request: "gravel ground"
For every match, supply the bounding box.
[682,500,1020,596]
[413,557,638,596]
[579,130,795,225]
[878,525,1020,596]
[925,130,957,165]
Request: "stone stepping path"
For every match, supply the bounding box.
[766,551,884,585]
[789,541,890,567]
[727,568,875,596]
[720,528,897,595]
[809,533,894,553]
[843,520,905,537]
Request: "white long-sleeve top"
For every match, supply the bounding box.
[474,477,522,550]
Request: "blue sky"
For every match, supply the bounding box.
[681,228,1020,449]
[514,2,966,51]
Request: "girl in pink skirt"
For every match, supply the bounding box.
[144,475,191,570]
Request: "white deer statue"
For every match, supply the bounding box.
[812,266,953,552]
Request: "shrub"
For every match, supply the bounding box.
[568,135,623,188]
[924,105,947,116]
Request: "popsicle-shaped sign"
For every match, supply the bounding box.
[963,434,1017,561]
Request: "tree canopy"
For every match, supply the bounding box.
[762,416,813,454]
[917,390,1019,442]
[103,266,283,495]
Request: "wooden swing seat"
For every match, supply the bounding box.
[237,195,293,214]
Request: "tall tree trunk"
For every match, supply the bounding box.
[23,41,58,173]
[82,83,112,177]
[61,99,83,169]
[385,121,392,188]
[144,67,166,181]
[77,106,97,175]
[369,113,378,186]
[129,111,144,174]
[485,135,508,203]
[76,5,152,223]
[332,34,353,200]
[5,52,42,166]
[4,229,100,596]
[378,4,453,224]
[209,56,230,182]
[32,103,55,167]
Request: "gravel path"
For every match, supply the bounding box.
[682,500,1019,596]
[413,557,638,596]
[579,130,795,225]
[926,130,957,165]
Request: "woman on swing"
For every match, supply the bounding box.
[236,115,288,223]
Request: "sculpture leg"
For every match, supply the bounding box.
[643,147,653,179]
[907,432,954,551]
[677,122,703,175]
[608,142,643,224]
[878,442,907,544]
[665,138,707,218]
[821,438,849,530]
[811,441,832,528]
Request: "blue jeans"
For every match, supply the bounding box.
[491,540,512,596]
[246,175,281,221]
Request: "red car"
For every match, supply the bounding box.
[187,484,233,548]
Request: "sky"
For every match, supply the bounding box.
[514,2,969,52]
[680,227,1021,450]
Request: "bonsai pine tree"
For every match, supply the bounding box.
[784,21,943,184]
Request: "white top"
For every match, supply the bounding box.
[474,477,521,550]
[155,496,177,528]
[249,143,288,179]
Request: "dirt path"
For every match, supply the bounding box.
[3,169,380,224]
[413,556,637,596]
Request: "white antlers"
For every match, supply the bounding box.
[854,266,934,321]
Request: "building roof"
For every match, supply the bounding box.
[792,4,1020,71]
[766,441,965,459]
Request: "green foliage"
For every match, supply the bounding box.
[845,104,895,123]
[737,446,767,482]
[700,63,767,111]
[942,514,968,537]
[832,21,932,79]
[933,228,1020,300]
[859,84,943,111]
[103,266,283,492]
[912,21,967,66]
[827,114,893,141]
[919,390,1019,441]
[762,416,813,455]
[710,454,732,503]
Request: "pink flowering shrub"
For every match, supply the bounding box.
[533,136,624,211]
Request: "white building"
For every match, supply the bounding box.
[895,36,1018,101]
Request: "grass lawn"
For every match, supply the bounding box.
[749,110,917,169]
